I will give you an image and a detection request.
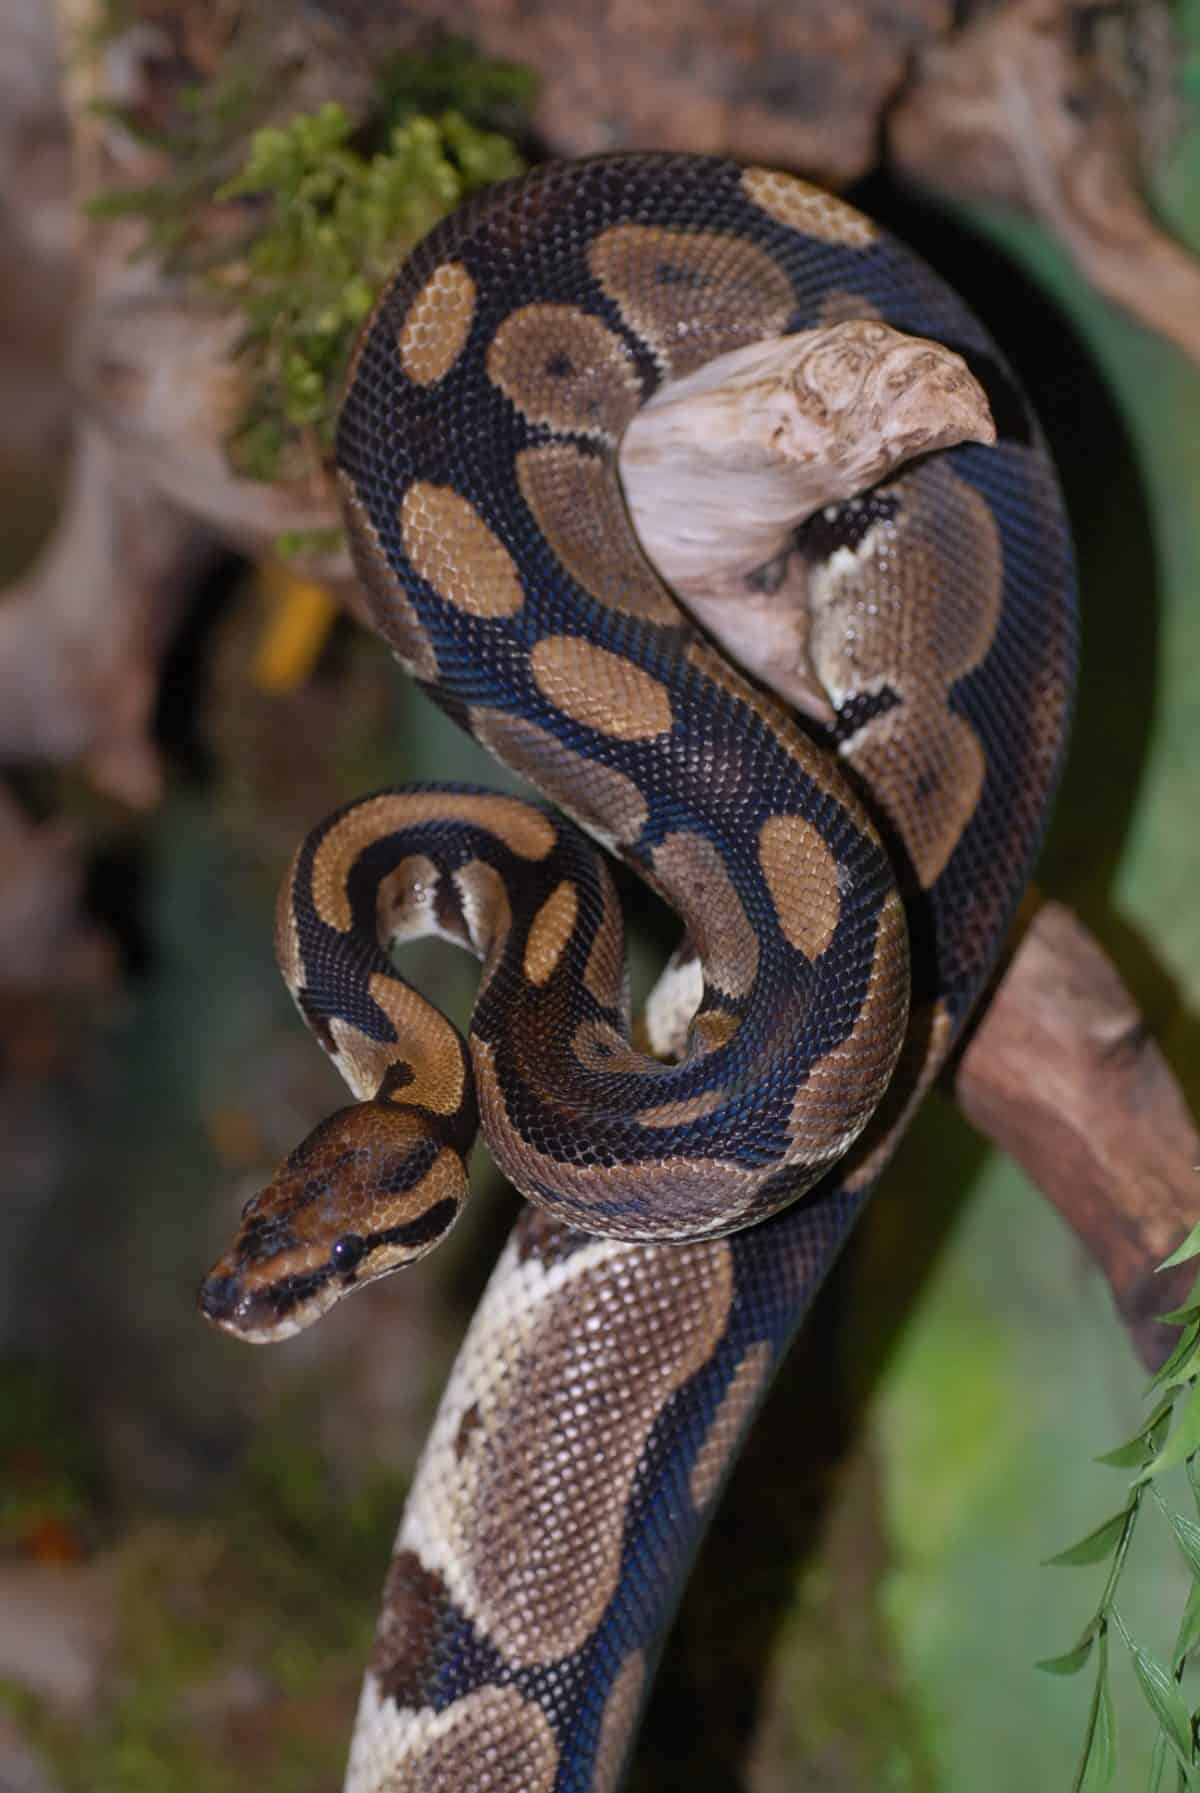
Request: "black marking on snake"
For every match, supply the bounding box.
[436,875,471,944]
[829,686,901,745]
[371,1198,460,1251]
[374,1134,442,1195]
[795,491,899,560]
[515,1207,593,1269]
[376,1061,416,1099]
[297,990,337,1054]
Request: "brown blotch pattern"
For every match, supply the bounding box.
[309,792,554,934]
[810,460,1001,888]
[353,1148,466,1280]
[398,259,476,386]
[651,831,759,999]
[514,1206,592,1270]
[849,709,986,892]
[583,882,626,1012]
[370,1549,450,1708]
[487,303,641,437]
[516,444,680,624]
[741,167,878,248]
[636,1089,724,1129]
[757,814,842,961]
[385,1685,558,1792]
[530,635,674,742]
[592,1653,646,1793]
[400,482,524,619]
[689,1340,773,1510]
[365,974,465,1116]
[469,707,649,848]
[338,473,440,680]
[416,1231,734,1665]
[523,880,579,986]
[841,997,954,1194]
[588,224,794,379]
[785,881,908,1168]
[691,1007,741,1056]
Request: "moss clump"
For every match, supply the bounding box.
[87,28,535,485]
[216,103,523,482]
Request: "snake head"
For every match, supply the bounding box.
[198,1102,469,1343]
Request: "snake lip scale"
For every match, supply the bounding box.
[200,153,1076,1790]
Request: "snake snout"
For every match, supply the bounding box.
[199,1101,471,1343]
[197,1273,239,1325]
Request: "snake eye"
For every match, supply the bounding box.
[331,1233,366,1274]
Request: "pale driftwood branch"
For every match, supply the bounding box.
[622,321,994,589]
[620,320,994,719]
[955,900,1200,1370]
[889,0,1200,367]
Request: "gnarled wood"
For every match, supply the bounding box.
[955,900,1200,1368]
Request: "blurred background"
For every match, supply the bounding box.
[1,2,1199,1788]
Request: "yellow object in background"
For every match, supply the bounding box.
[253,561,339,692]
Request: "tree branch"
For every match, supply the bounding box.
[954,900,1199,1369]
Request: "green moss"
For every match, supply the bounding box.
[216,103,523,482]
[86,31,533,485]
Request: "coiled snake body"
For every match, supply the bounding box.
[201,156,1076,1789]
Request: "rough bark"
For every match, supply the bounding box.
[890,0,1200,364]
[955,901,1200,1369]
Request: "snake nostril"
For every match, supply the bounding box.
[198,1274,240,1322]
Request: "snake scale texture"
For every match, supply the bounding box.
[200,154,1076,1789]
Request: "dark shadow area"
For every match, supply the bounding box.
[151,548,247,784]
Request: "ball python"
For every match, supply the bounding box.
[200,154,1076,1789]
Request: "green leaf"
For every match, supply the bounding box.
[1165,1505,1200,1581]
[1037,1635,1096,1676]
[1045,1506,1135,1567]
[1159,1265,1200,1323]
[1159,1224,1200,1272]
[1124,1631,1195,1770]
[1150,1321,1200,1394]
[1148,1730,1167,1793]
[1077,1631,1117,1793]
[1081,1677,1116,1790]
[1097,1401,1175,1467]
[1141,1383,1200,1482]
[1172,1578,1200,1666]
